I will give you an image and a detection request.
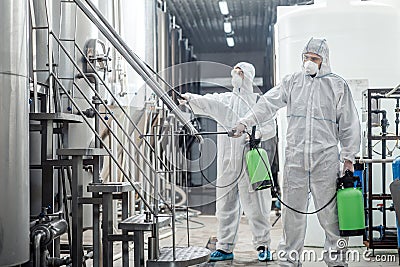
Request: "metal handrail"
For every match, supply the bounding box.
[51,32,159,177]
[50,31,175,213]
[52,73,155,214]
[73,43,170,171]
[73,0,202,141]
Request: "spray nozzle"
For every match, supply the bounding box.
[248,126,261,149]
[337,170,361,190]
[249,137,261,149]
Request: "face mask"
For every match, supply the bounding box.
[231,73,243,89]
[303,60,319,75]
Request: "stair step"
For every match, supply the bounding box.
[119,214,170,231]
[87,182,138,193]
[147,246,210,267]
[56,148,109,156]
[29,112,83,123]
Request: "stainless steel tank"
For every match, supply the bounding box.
[157,9,171,89]
[0,0,30,265]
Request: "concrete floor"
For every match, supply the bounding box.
[164,215,399,267]
[83,212,399,266]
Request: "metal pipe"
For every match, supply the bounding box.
[181,135,191,246]
[139,131,231,137]
[34,231,45,267]
[29,0,39,113]
[154,127,160,217]
[371,109,390,232]
[60,165,72,256]
[396,99,399,137]
[171,115,177,260]
[148,237,157,260]
[381,111,388,230]
[385,83,400,98]
[45,0,54,112]
[111,120,118,182]
[48,218,68,241]
[358,158,395,163]
[73,0,202,141]
[153,127,160,259]
[128,132,136,215]
[367,90,374,247]
[77,73,101,149]
[77,73,101,267]
[31,218,68,248]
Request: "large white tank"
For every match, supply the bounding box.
[275,0,400,247]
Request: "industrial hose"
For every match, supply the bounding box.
[198,141,247,189]
[181,95,336,214]
[247,132,337,215]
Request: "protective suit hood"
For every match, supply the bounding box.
[302,38,331,77]
[233,62,255,94]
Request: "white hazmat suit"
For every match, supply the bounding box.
[238,39,361,267]
[184,62,274,254]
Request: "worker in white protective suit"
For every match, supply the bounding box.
[179,62,275,262]
[232,38,361,267]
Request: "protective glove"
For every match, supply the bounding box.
[177,93,190,106]
[343,160,354,174]
[230,123,247,138]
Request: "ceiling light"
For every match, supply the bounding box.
[219,1,229,15]
[223,21,232,33]
[226,36,234,47]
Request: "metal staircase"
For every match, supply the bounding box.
[28,0,209,266]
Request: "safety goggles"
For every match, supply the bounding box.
[302,53,322,63]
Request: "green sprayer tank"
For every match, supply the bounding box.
[336,170,365,236]
[245,127,272,191]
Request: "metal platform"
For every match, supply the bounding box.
[56,148,109,156]
[87,182,136,193]
[29,112,83,123]
[147,246,210,267]
[119,214,171,231]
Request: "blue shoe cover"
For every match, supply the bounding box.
[209,250,234,261]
